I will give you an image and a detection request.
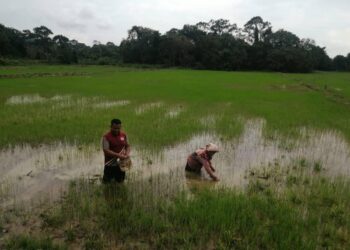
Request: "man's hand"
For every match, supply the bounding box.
[119,148,130,158]
[119,154,128,160]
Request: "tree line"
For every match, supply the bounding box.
[1,16,350,72]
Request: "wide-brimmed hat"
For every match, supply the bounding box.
[206,143,219,152]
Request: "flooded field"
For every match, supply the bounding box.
[1,119,349,208]
[1,67,350,248]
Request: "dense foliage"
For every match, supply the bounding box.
[1,17,349,72]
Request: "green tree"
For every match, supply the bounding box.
[0,24,26,57]
[120,26,160,64]
[347,53,350,71]
[267,29,300,48]
[26,25,53,60]
[333,55,348,71]
[196,19,237,35]
[244,16,272,44]
[301,39,332,70]
[52,35,77,63]
[159,30,195,66]
[267,47,313,72]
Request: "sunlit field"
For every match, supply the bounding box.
[1,65,350,249]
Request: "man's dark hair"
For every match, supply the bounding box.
[111,119,122,126]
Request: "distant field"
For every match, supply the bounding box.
[0,65,350,148]
[1,66,350,249]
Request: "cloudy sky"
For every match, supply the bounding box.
[0,0,349,57]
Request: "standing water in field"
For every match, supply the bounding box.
[0,119,350,206]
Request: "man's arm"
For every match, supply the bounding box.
[124,136,131,157]
[209,161,215,172]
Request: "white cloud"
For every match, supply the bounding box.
[78,8,95,20]
[327,29,350,57]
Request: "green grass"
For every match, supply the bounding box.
[0,66,350,149]
[1,65,350,249]
[24,165,350,249]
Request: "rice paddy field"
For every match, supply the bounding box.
[1,65,350,249]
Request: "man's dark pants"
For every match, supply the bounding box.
[103,163,125,183]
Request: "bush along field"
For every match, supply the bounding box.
[0,65,350,249]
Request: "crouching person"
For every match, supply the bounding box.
[185,143,220,181]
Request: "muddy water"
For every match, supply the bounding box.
[1,119,350,207]
[135,102,163,115]
[4,94,131,110]
[0,144,102,206]
[165,106,183,118]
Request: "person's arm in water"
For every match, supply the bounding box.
[209,161,215,172]
[194,155,219,181]
[102,137,128,159]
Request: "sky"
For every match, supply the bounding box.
[0,0,349,57]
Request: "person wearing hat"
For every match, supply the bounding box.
[102,118,131,183]
[185,143,220,181]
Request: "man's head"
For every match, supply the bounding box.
[110,118,122,135]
